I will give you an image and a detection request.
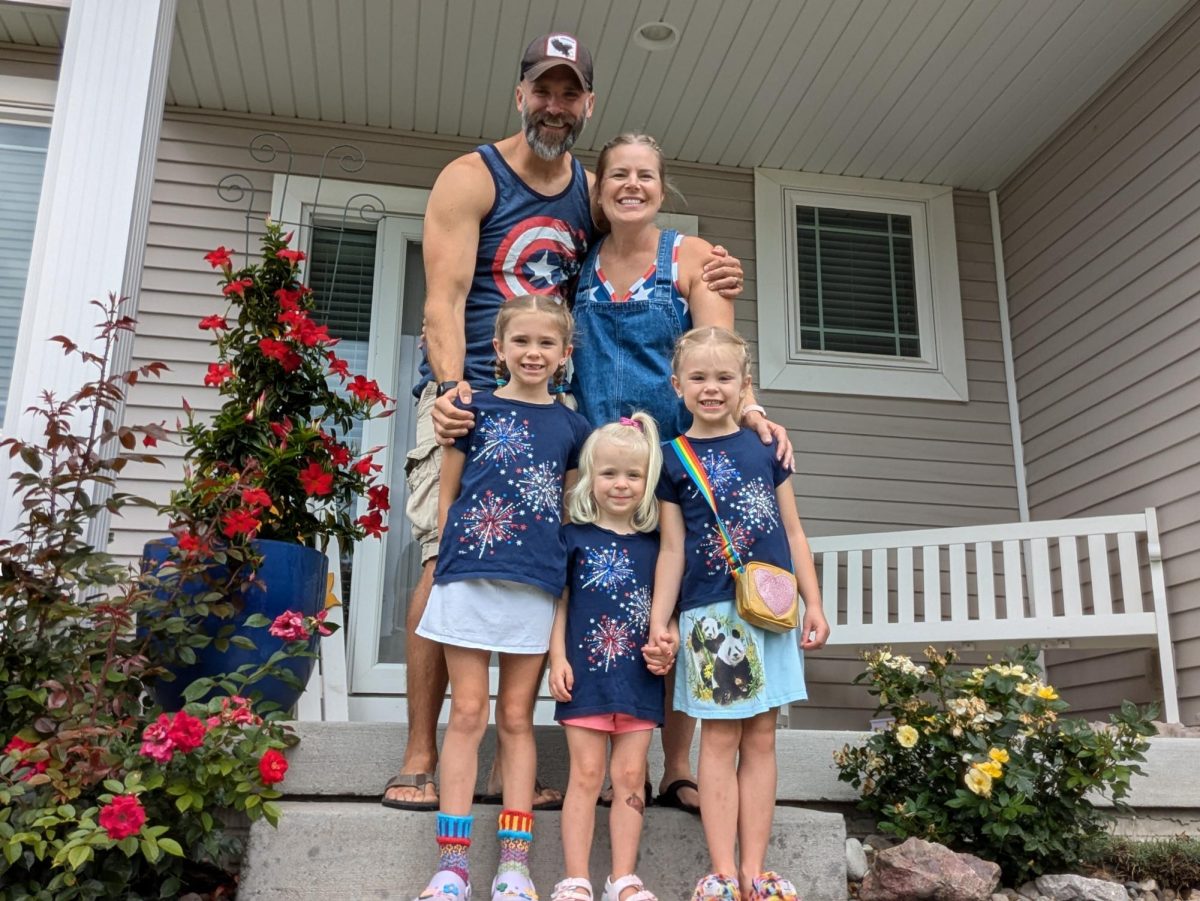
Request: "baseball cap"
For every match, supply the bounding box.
[520,33,593,91]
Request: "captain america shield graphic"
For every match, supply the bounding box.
[492,216,586,299]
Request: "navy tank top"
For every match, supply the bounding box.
[415,144,592,396]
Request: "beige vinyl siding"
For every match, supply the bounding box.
[997,2,1200,724]
[116,110,1018,721]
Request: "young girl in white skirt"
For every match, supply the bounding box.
[646,326,830,901]
[415,295,592,901]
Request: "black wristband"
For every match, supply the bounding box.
[435,380,461,397]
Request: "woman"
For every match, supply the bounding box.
[569,133,792,815]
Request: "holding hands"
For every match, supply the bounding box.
[642,619,680,676]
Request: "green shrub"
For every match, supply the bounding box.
[1085,834,1200,890]
[833,646,1156,883]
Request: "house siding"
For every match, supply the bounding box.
[998,2,1200,724]
[113,109,1016,723]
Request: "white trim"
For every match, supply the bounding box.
[990,190,1029,522]
[753,168,968,401]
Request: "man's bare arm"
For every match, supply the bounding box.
[422,154,494,441]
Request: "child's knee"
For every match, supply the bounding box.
[569,755,606,791]
[448,695,490,737]
[609,757,645,793]
[701,720,742,755]
[740,715,777,757]
[495,700,534,737]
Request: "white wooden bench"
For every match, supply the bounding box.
[808,507,1179,723]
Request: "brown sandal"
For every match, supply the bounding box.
[380,771,438,811]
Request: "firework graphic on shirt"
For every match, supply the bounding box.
[458,490,525,558]
[685,450,739,499]
[699,519,753,574]
[583,614,636,672]
[733,477,780,532]
[514,461,561,521]
[620,584,652,636]
[580,544,634,593]
[472,411,533,469]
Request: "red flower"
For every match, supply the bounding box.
[287,318,331,347]
[326,352,349,380]
[367,484,390,512]
[142,434,158,448]
[221,508,262,538]
[99,794,146,841]
[276,248,306,264]
[352,454,380,476]
[269,610,309,642]
[177,531,209,557]
[139,713,174,764]
[222,277,254,298]
[4,736,34,757]
[274,286,304,311]
[204,363,234,387]
[298,461,334,497]
[258,338,301,372]
[357,510,388,538]
[166,710,208,753]
[242,487,272,508]
[347,375,387,406]
[258,748,289,785]
[311,609,334,637]
[204,246,234,270]
[327,442,351,467]
[198,314,229,330]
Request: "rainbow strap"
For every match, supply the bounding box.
[671,436,744,574]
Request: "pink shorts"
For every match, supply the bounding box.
[560,713,657,734]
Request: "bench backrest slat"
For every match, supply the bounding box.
[1088,534,1113,615]
[975,541,995,621]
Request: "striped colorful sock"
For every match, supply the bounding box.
[496,809,534,879]
[436,812,472,884]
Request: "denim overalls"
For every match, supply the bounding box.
[570,229,692,439]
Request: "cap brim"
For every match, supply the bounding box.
[522,60,590,90]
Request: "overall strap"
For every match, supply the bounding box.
[653,229,678,289]
[670,436,743,573]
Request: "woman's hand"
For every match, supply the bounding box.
[432,382,475,446]
[702,245,745,299]
[743,409,794,471]
[549,656,574,702]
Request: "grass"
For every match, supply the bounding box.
[1083,835,1200,891]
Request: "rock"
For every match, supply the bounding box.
[1016,884,1040,900]
[1034,874,1128,901]
[1138,880,1159,893]
[864,833,897,851]
[992,895,1009,901]
[858,838,1000,901]
[847,837,870,881]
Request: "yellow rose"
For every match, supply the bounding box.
[979,760,1003,779]
[1037,685,1059,701]
[1015,681,1036,697]
[895,725,919,748]
[965,766,993,797]
[988,747,1010,764]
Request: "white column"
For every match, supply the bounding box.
[1,0,176,540]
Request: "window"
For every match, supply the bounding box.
[0,124,49,422]
[754,169,968,401]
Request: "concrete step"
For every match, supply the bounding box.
[277,722,860,804]
[237,801,848,901]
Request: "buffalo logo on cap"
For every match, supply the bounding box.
[547,35,577,61]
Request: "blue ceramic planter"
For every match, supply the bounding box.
[141,537,328,713]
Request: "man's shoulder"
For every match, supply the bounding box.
[430,150,495,211]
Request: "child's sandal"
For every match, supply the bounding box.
[551,878,593,901]
[691,873,739,901]
[747,872,799,901]
[492,871,539,901]
[604,874,657,901]
[416,871,471,901]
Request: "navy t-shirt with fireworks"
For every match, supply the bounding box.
[656,428,793,612]
[434,391,592,597]
[555,524,665,725]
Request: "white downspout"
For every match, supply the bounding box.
[989,190,1029,522]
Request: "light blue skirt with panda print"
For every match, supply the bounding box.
[674,599,807,720]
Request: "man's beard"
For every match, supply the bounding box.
[521,103,586,161]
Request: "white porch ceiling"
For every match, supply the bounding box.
[1,0,1191,190]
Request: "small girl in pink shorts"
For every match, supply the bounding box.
[548,412,665,901]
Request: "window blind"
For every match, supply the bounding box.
[0,124,50,422]
[796,205,919,358]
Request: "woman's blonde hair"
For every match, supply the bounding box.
[591,132,684,234]
[671,325,752,379]
[493,294,574,400]
[566,411,662,532]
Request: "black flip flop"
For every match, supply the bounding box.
[381,771,438,811]
[655,778,700,815]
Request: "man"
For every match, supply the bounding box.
[382,32,745,812]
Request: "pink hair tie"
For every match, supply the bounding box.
[619,416,643,432]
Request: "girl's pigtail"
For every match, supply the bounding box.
[630,411,661,533]
[494,357,509,387]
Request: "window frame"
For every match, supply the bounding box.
[754,168,968,402]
